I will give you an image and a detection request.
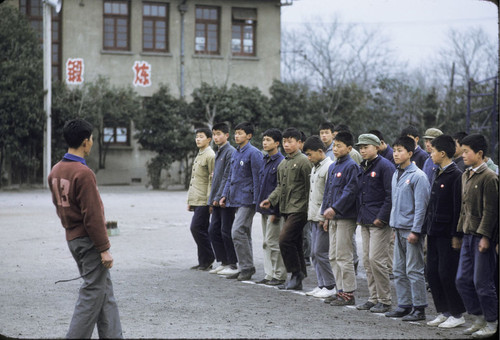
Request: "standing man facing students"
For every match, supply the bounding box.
[48,118,123,339]
[207,123,238,275]
[255,128,287,285]
[220,122,263,281]
[260,128,313,290]
[187,127,216,271]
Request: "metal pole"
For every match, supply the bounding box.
[466,79,471,134]
[179,0,187,99]
[43,3,52,188]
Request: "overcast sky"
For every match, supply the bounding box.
[281,0,498,67]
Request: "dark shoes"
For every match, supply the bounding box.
[402,308,426,321]
[255,278,270,284]
[385,307,412,318]
[237,267,256,281]
[323,295,338,304]
[330,292,355,306]
[190,263,213,271]
[285,271,305,290]
[266,278,285,286]
[370,303,391,313]
[305,257,311,266]
[356,301,376,310]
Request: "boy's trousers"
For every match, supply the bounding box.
[279,212,308,275]
[361,224,392,305]
[310,221,336,288]
[208,206,237,265]
[427,235,465,316]
[329,219,357,292]
[190,205,215,267]
[232,206,256,271]
[67,237,122,339]
[303,222,312,259]
[393,229,427,308]
[456,234,498,322]
[261,214,287,281]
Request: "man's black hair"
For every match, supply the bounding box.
[63,118,93,149]
[299,130,307,142]
[262,128,282,145]
[369,129,385,142]
[400,125,420,138]
[334,131,354,147]
[319,121,335,133]
[303,135,326,152]
[282,127,302,141]
[452,131,468,145]
[212,122,230,134]
[393,136,415,154]
[334,124,350,133]
[461,133,488,157]
[431,135,456,159]
[234,122,254,136]
[196,127,212,139]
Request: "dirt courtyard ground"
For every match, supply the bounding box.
[0,186,475,338]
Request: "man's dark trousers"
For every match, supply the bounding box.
[190,205,215,267]
[279,212,308,276]
[208,206,237,265]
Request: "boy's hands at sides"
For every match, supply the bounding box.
[407,232,419,244]
[101,250,114,269]
[219,197,226,208]
[452,236,462,250]
[479,236,490,253]
[323,207,335,220]
[260,199,271,209]
[373,219,385,228]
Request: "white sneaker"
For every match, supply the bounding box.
[209,265,227,274]
[305,287,322,296]
[314,287,337,298]
[464,316,487,335]
[427,314,448,326]
[472,322,498,338]
[218,267,239,276]
[438,316,465,328]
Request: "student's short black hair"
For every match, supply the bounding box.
[212,122,230,134]
[63,118,93,149]
[299,130,307,142]
[393,136,415,154]
[262,128,282,144]
[303,135,326,152]
[234,122,254,136]
[196,127,212,138]
[461,134,488,157]
[334,131,354,147]
[369,129,385,142]
[400,125,420,138]
[431,135,456,159]
[319,121,335,133]
[334,124,350,133]
[452,131,468,145]
[282,127,302,141]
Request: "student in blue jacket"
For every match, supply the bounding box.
[385,136,430,321]
[321,131,360,306]
[424,135,466,329]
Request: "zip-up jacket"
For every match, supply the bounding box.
[208,142,235,204]
[256,151,284,215]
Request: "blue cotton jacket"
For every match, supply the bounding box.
[256,151,284,215]
[222,142,263,207]
[321,154,360,219]
[389,162,430,233]
[208,142,235,205]
[356,156,395,225]
[411,146,429,170]
[423,157,437,183]
[380,145,394,164]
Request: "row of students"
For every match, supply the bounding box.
[186,122,498,338]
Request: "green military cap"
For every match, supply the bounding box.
[355,133,381,147]
[423,128,443,139]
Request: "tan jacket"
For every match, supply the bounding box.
[308,157,333,222]
[187,147,215,206]
[457,163,498,238]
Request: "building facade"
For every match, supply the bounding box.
[11,0,284,186]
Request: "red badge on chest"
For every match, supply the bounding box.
[336,172,342,178]
[370,171,376,177]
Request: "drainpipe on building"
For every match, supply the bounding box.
[178,0,188,99]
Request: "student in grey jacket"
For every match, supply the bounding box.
[385,136,430,322]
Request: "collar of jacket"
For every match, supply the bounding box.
[466,162,488,176]
[361,155,379,169]
[315,156,330,169]
[285,150,301,159]
[397,161,417,173]
[237,142,251,152]
[335,154,351,164]
[265,151,282,161]
[198,146,211,155]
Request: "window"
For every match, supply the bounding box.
[195,6,220,55]
[143,2,169,52]
[103,0,130,51]
[19,0,62,80]
[231,8,256,56]
[104,126,130,145]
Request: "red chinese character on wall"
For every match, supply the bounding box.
[66,58,84,85]
[132,61,152,87]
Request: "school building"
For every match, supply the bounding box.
[8,0,287,186]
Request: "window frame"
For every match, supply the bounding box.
[194,5,221,55]
[231,8,257,57]
[142,1,169,53]
[103,125,131,146]
[103,0,131,51]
